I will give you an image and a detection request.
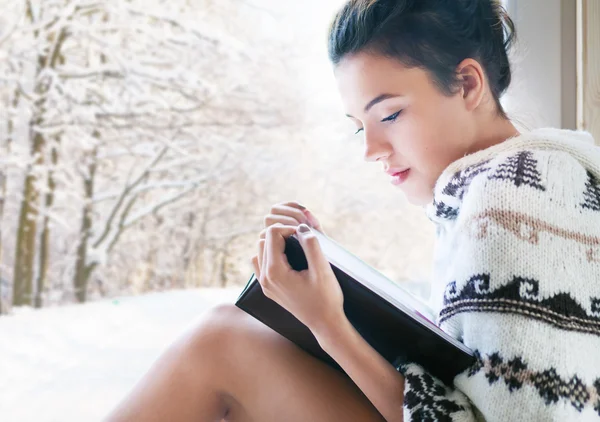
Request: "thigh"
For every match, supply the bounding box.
[105,304,387,422]
[205,305,386,422]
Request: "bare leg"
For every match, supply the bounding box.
[104,304,386,422]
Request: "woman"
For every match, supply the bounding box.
[106,0,600,421]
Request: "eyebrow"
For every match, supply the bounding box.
[345,94,402,118]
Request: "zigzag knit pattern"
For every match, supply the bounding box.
[398,129,600,422]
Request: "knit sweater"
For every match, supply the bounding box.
[396,128,600,421]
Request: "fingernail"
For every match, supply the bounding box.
[297,224,311,234]
[297,204,306,210]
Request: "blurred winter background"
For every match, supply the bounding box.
[0,0,435,312]
[1,0,575,420]
[0,0,435,421]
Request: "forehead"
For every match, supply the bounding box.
[334,52,432,108]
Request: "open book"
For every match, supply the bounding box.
[236,230,475,384]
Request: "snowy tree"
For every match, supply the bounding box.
[0,0,437,313]
[0,0,304,307]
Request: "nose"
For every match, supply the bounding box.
[363,130,393,163]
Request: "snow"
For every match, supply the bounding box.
[0,288,240,422]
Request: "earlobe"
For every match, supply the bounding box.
[456,59,485,112]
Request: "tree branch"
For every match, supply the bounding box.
[92,176,209,204]
[92,146,168,248]
[122,182,204,230]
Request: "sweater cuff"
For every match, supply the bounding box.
[395,362,477,422]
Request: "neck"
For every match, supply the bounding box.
[469,115,520,156]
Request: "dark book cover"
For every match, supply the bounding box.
[236,234,475,385]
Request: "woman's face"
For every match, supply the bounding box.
[335,51,479,205]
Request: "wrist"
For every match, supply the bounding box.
[311,311,354,352]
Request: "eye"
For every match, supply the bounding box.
[354,128,364,135]
[381,110,403,123]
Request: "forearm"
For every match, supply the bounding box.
[313,316,405,422]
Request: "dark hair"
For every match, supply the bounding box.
[328,0,516,117]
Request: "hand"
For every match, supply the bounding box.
[263,201,325,234]
[250,223,344,337]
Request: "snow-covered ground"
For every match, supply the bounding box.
[0,288,240,422]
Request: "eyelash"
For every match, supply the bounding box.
[382,110,402,123]
[354,110,403,135]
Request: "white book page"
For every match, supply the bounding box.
[299,231,471,354]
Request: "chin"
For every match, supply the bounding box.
[400,184,433,207]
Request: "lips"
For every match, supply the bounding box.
[385,167,410,176]
[389,169,411,185]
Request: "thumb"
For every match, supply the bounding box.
[295,224,329,275]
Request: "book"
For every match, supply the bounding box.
[235,229,475,385]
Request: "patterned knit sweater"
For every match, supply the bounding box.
[396,128,600,421]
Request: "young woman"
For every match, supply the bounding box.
[106,1,600,421]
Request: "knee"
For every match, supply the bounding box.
[203,303,244,323]
[200,303,246,333]
[184,303,250,356]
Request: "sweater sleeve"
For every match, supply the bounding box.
[415,149,600,421]
[395,361,478,422]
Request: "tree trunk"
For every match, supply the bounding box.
[0,89,18,313]
[12,2,39,306]
[13,1,67,307]
[12,131,44,306]
[73,149,98,303]
[219,248,228,287]
[0,171,5,315]
[219,237,236,287]
[34,140,58,308]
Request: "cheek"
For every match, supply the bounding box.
[389,112,436,154]
[396,122,444,166]
[434,97,472,140]
[399,128,455,191]
[389,103,467,170]
[415,102,470,165]
[403,101,459,149]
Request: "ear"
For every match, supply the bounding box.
[456,58,486,112]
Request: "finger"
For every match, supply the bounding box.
[268,204,308,225]
[280,200,306,211]
[302,209,323,231]
[263,214,302,228]
[251,255,260,278]
[266,204,309,226]
[264,224,298,280]
[261,224,296,240]
[258,238,266,275]
[295,224,329,276]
